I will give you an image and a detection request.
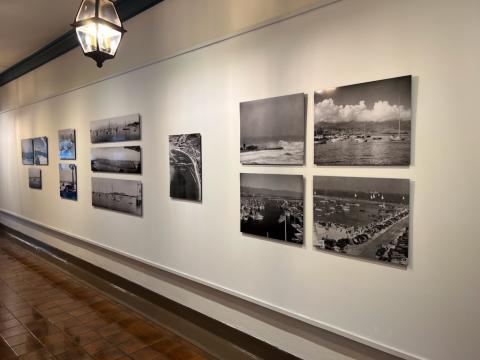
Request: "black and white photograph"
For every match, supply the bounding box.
[169,133,202,201]
[313,176,410,265]
[28,168,42,189]
[59,164,77,200]
[33,137,48,165]
[90,114,141,143]
[22,139,34,165]
[92,178,142,216]
[240,93,305,165]
[314,75,412,166]
[241,173,304,244]
[91,146,141,174]
[58,129,76,160]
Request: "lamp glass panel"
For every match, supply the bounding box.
[99,0,121,26]
[75,23,98,53]
[76,0,96,22]
[98,24,122,55]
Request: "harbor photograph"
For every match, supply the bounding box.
[58,129,76,160]
[33,137,48,165]
[90,114,141,143]
[21,139,34,165]
[240,93,305,165]
[241,173,304,244]
[91,146,141,174]
[313,176,409,265]
[59,164,77,200]
[314,76,411,166]
[92,178,142,216]
[28,168,42,189]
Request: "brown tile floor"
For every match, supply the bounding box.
[0,235,212,360]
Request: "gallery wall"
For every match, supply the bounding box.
[1,1,480,359]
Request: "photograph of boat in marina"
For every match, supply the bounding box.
[58,129,76,160]
[240,93,305,165]
[314,75,411,166]
[22,139,34,165]
[90,114,141,143]
[241,173,304,244]
[91,146,141,174]
[59,164,77,200]
[169,133,202,201]
[313,176,410,265]
[33,137,48,165]
[28,168,42,189]
[92,178,142,216]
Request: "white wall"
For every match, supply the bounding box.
[1,1,480,359]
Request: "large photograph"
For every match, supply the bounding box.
[22,139,34,165]
[169,133,202,201]
[59,164,78,200]
[240,93,305,165]
[28,168,42,189]
[240,173,304,244]
[91,146,141,174]
[92,178,142,216]
[314,76,411,166]
[313,176,410,265]
[90,114,141,143]
[33,137,49,165]
[58,129,76,160]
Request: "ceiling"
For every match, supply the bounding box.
[0,0,80,73]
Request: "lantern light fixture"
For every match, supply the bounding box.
[72,0,126,68]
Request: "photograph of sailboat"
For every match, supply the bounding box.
[314,75,412,166]
[90,114,141,143]
[92,178,142,216]
[59,164,77,200]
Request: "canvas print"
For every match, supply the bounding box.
[90,114,141,143]
[91,146,141,174]
[22,139,34,165]
[313,176,410,265]
[169,133,202,201]
[33,137,48,165]
[240,173,304,244]
[92,178,142,216]
[59,164,78,200]
[28,168,42,189]
[58,129,76,160]
[314,75,411,166]
[240,93,305,165]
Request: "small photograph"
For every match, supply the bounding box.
[22,139,34,165]
[169,133,202,201]
[58,129,76,160]
[33,137,49,165]
[90,114,141,143]
[314,75,412,166]
[59,164,78,200]
[91,146,141,174]
[240,173,304,244]
[28,168,42,189]
[313,176,410,266]
[92,177,142,216]
[240,93,305,165]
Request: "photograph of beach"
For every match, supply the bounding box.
[92,178,142,216]
[169,133,202,201]
[33,137,49,165]
[241,173,304,244]
[58,129,76,160]
[59,164,77,200]
[90,114,141,143]
[91,146,141,174]
[22,139,34,165]
[313,176,410,265]
[240,93,305,165]
[28,168,42,189]
[314,75,411,166]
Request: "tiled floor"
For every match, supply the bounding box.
[0,234,212,360]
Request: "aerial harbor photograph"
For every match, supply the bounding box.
[241,173,304,244]
[91,146,141,174]
[92,178,142,216]
[33,137,49,165]
[240,93,305,165]
[314,75,412,166]
[313,176,410,265]
[59,164,78,200]
[58,129,76,160]
[28,168,42,190]
[90,114,141,143]
[21,139,34,165]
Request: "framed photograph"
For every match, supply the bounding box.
[21,139,34,165]
[314,75,412,166]
[33,137,48,165]
[240,93,305,165]
[92,178,142,216]
[240,173,304,244]
[313,176,410,266]
[28,168,42,189]
[59,164,78,200]
[169,133,202,201]
[90,114,141,143]
[58,129,76,160]
[91,146,141,174]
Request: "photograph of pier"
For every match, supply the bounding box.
[59,164,77,200]
[91,146,141,174]
[28,168,41,190]
[313,176,409,266]
[58,129,76,160]
[240,93,305,165]
[169,133,202,201]
[33,137,49,165]
[90,114,141,143]
[314,75,411,166]
[22,139,34,165]
[241,173,304,244]
[92,178,142,216]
